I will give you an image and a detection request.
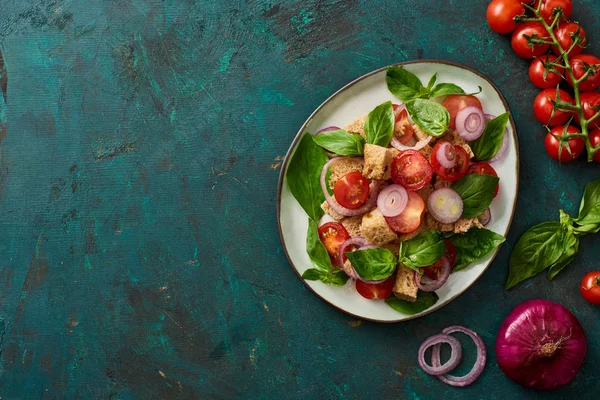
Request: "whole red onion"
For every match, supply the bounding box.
[496,300,587,391]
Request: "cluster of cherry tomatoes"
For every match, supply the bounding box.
[487,0,600,162]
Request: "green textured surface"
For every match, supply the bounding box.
[0,0,598,398]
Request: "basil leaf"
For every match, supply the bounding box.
[449,228,506,271]
[301,269,322,281]
[548,232,579,280]
[451,174,500,218]
[302,269,349,287]
[426,73,437,90]
[506,222,565,289]
[345,248,397,281]
[385,291,439,315]
[386,66,424,101]
[429,83,466,98]
[364,101,394,147]
[399,230,445,269]
[574,223,600,235]
[312,130,365,156]
[576,178,600,226]
[306,219,332,271]
[405,99,450,137]
[471,113,509,161]
[286,134,328,221]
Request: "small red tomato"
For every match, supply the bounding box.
[384,191,425,234]
[443,95,483,130]
[512,22,550,59]
[333,171,370,209]
[318,222,350,266]
[569,54,600,92]
[544,125,585,162]
[534,0,573,24]
[575,92,600,130]
[580,271,600,305]
[533,88,573,127]
[356,277,394,300]
[390,150,433,191]
[486,0,525,34]
[589,129,600,163]
[422,240,457,279]
[529,55,564,89]
[431,143,470,182]
[392,105,414,145]
[552,22,586,56]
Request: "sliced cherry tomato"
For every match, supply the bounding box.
[390,150,433,191]
[486,0,524,34]
[384,191,425,233]
[392,106,414,144]
[589,129,600,163]
[431,143,470,182]
[552,22,586,56]
[422,240,457,280]
[468,162,499,197]
[534,0,572,24]
[318,222,349,266]
[333,171,369,209]
[355,277,394,300]
[533,88,573,127]
[443,95,483,130]
[580,271,600,305]
[576,92,600,130]
[529,55,564,89]
[511,22,549,59]
[569,54,600,92]
[544,125,585,162]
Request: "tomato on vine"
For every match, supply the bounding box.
[575,92,600,130]
[589,130,600,163]
[534,88,573,127]
[569,54,600,92]
[486,0,525,34]
[534,0,573,24]
[544,125,585,162]
[552,22,586,56]
[529,55,564,89]
[512,22,550,59]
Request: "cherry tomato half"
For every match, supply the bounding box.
[392,105,414,145]
[512,22,550,59]
[390,150,433,191]
[431,143,470,182]
[356,277,394,300]
[533,88,573,127]
[318,222,349,266]
[544,125,585,162]
[576,92,600,130]
[534,0,572,24]
[443,95,483,131]
[334,171,370,209]
[384,191,425,234]
[580,271,600,305]
[552,22,586,57]
[529,55,564,89]
[588,129,600,163]
[569,54,600,92]
[486,0,525,34]
[422,240,457,280]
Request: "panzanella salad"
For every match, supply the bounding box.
[287,66,508,314]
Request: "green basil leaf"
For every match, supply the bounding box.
[385,291,439,315]
[364,101,394,147]
[427,73,437,90]
[429,83,466,98]
[506,222,565,289]
[345,248,397,281]
[548,232,579,280]
[573,223,600,235]
[405,99,450,137]
[386,66,424,101]
[301,269,323,281]
[399,230,445,269]
[449,228,506,271]
[286,134,328,221]
[451,174,500,218]
[306,219,332,271]
[312,130,365,156]
[470,113,509,161]
[576,178,600,226]
[302,269,350,287]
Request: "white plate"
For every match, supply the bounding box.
[277,60,519,322]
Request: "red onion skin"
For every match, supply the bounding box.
[496,300,587,391]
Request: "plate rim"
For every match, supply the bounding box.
[276,59,520,323]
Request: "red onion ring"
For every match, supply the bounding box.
[484,114,509,163]
[456,106,485,141]
[418,334,463,376]
[435,141,457,169]
[477,208,491,226]
[390,135,432,151]
[427,188,463,225]
[316,126,341,135]
[320,157,380,217]
[393,103,414,124]
[431,326,487,387]
[414,256,451,292]
[377,184,408,217]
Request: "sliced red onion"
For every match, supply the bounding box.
[338,237,367,279]
[393,103,414,124]
[432,326,487,387]
[418,334,463,376]
[414,256,451,292]
[478,208,491,226]
[435,141,457,169]
[390,135,432,151]
[377,184,408,217]
[427,188,464,224]
[316,126,341,135]
[320,158,379,217]
[456,106,485,141]
[484,114,509,163]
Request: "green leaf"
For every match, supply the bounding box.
[386,66,424,102]
[312,130,365,156]
[449,228,505,271]
[451,174,500,218]
[302,269,350,287]
[399,230,445,269]
[429,83,466,98]
[385,291,439,315]
[345,248,397,281]
[426,73,437,90]
[470,113,509,161]
[301,268,323,281]
[573,223,600,235]
[286,134,328,221]
[576,178,600,226]
[506,222,566,289]
[364,101,395,147]
[548,232,579,280]
[306,219,332,271]
[405,99,450,137]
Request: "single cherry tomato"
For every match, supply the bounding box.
[384,191,425,233]
[486,0,525,34]
[552,22,586,56]
[533,88,573,127]
[534,0,573,24]
[544,125,585,162]
[511,22,550,59]
[576,92,600,130]
[355,277,394,300]
[431,143,470,182]
[392,106,414,144]
[390,150,433,191]
[318,222,349,266]
[588,129,600,162]
[529,55,565,89]
[443,95,483,130]
[468,162,500,197]
[580,271,600,305]
[333,171,370,209]
[422,240,457,280]
[569,54,600,92]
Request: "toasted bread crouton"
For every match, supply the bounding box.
[327,157,364,189]
[362,144,389,180]
[382,239,401,256]
[453,217,484,234]
[413,124,429,142]
[361,209,398,246]
[344,115,367,139]
[446,130,474,159]
[393,265,419,302]
[425,213,454,232]
[419,144,433,162]
[385,148,400,180]
[321,200,346,221]
[434,177,452,190]
[416,184,434,205]
[340,216,362,237]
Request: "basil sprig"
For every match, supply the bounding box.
[312,130,365,156]
[471,113,509,161]
[452,174,500,218]
[386,66,466,102]
[364,101,394,147]
[405,99,450,137]
[385,291,439,315]
[346,248,397,281]
[302,219,350,287]
[449,228,506,271]
[575,179,600,226]
[399,230,445,269]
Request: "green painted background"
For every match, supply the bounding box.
[0,0,598,398]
